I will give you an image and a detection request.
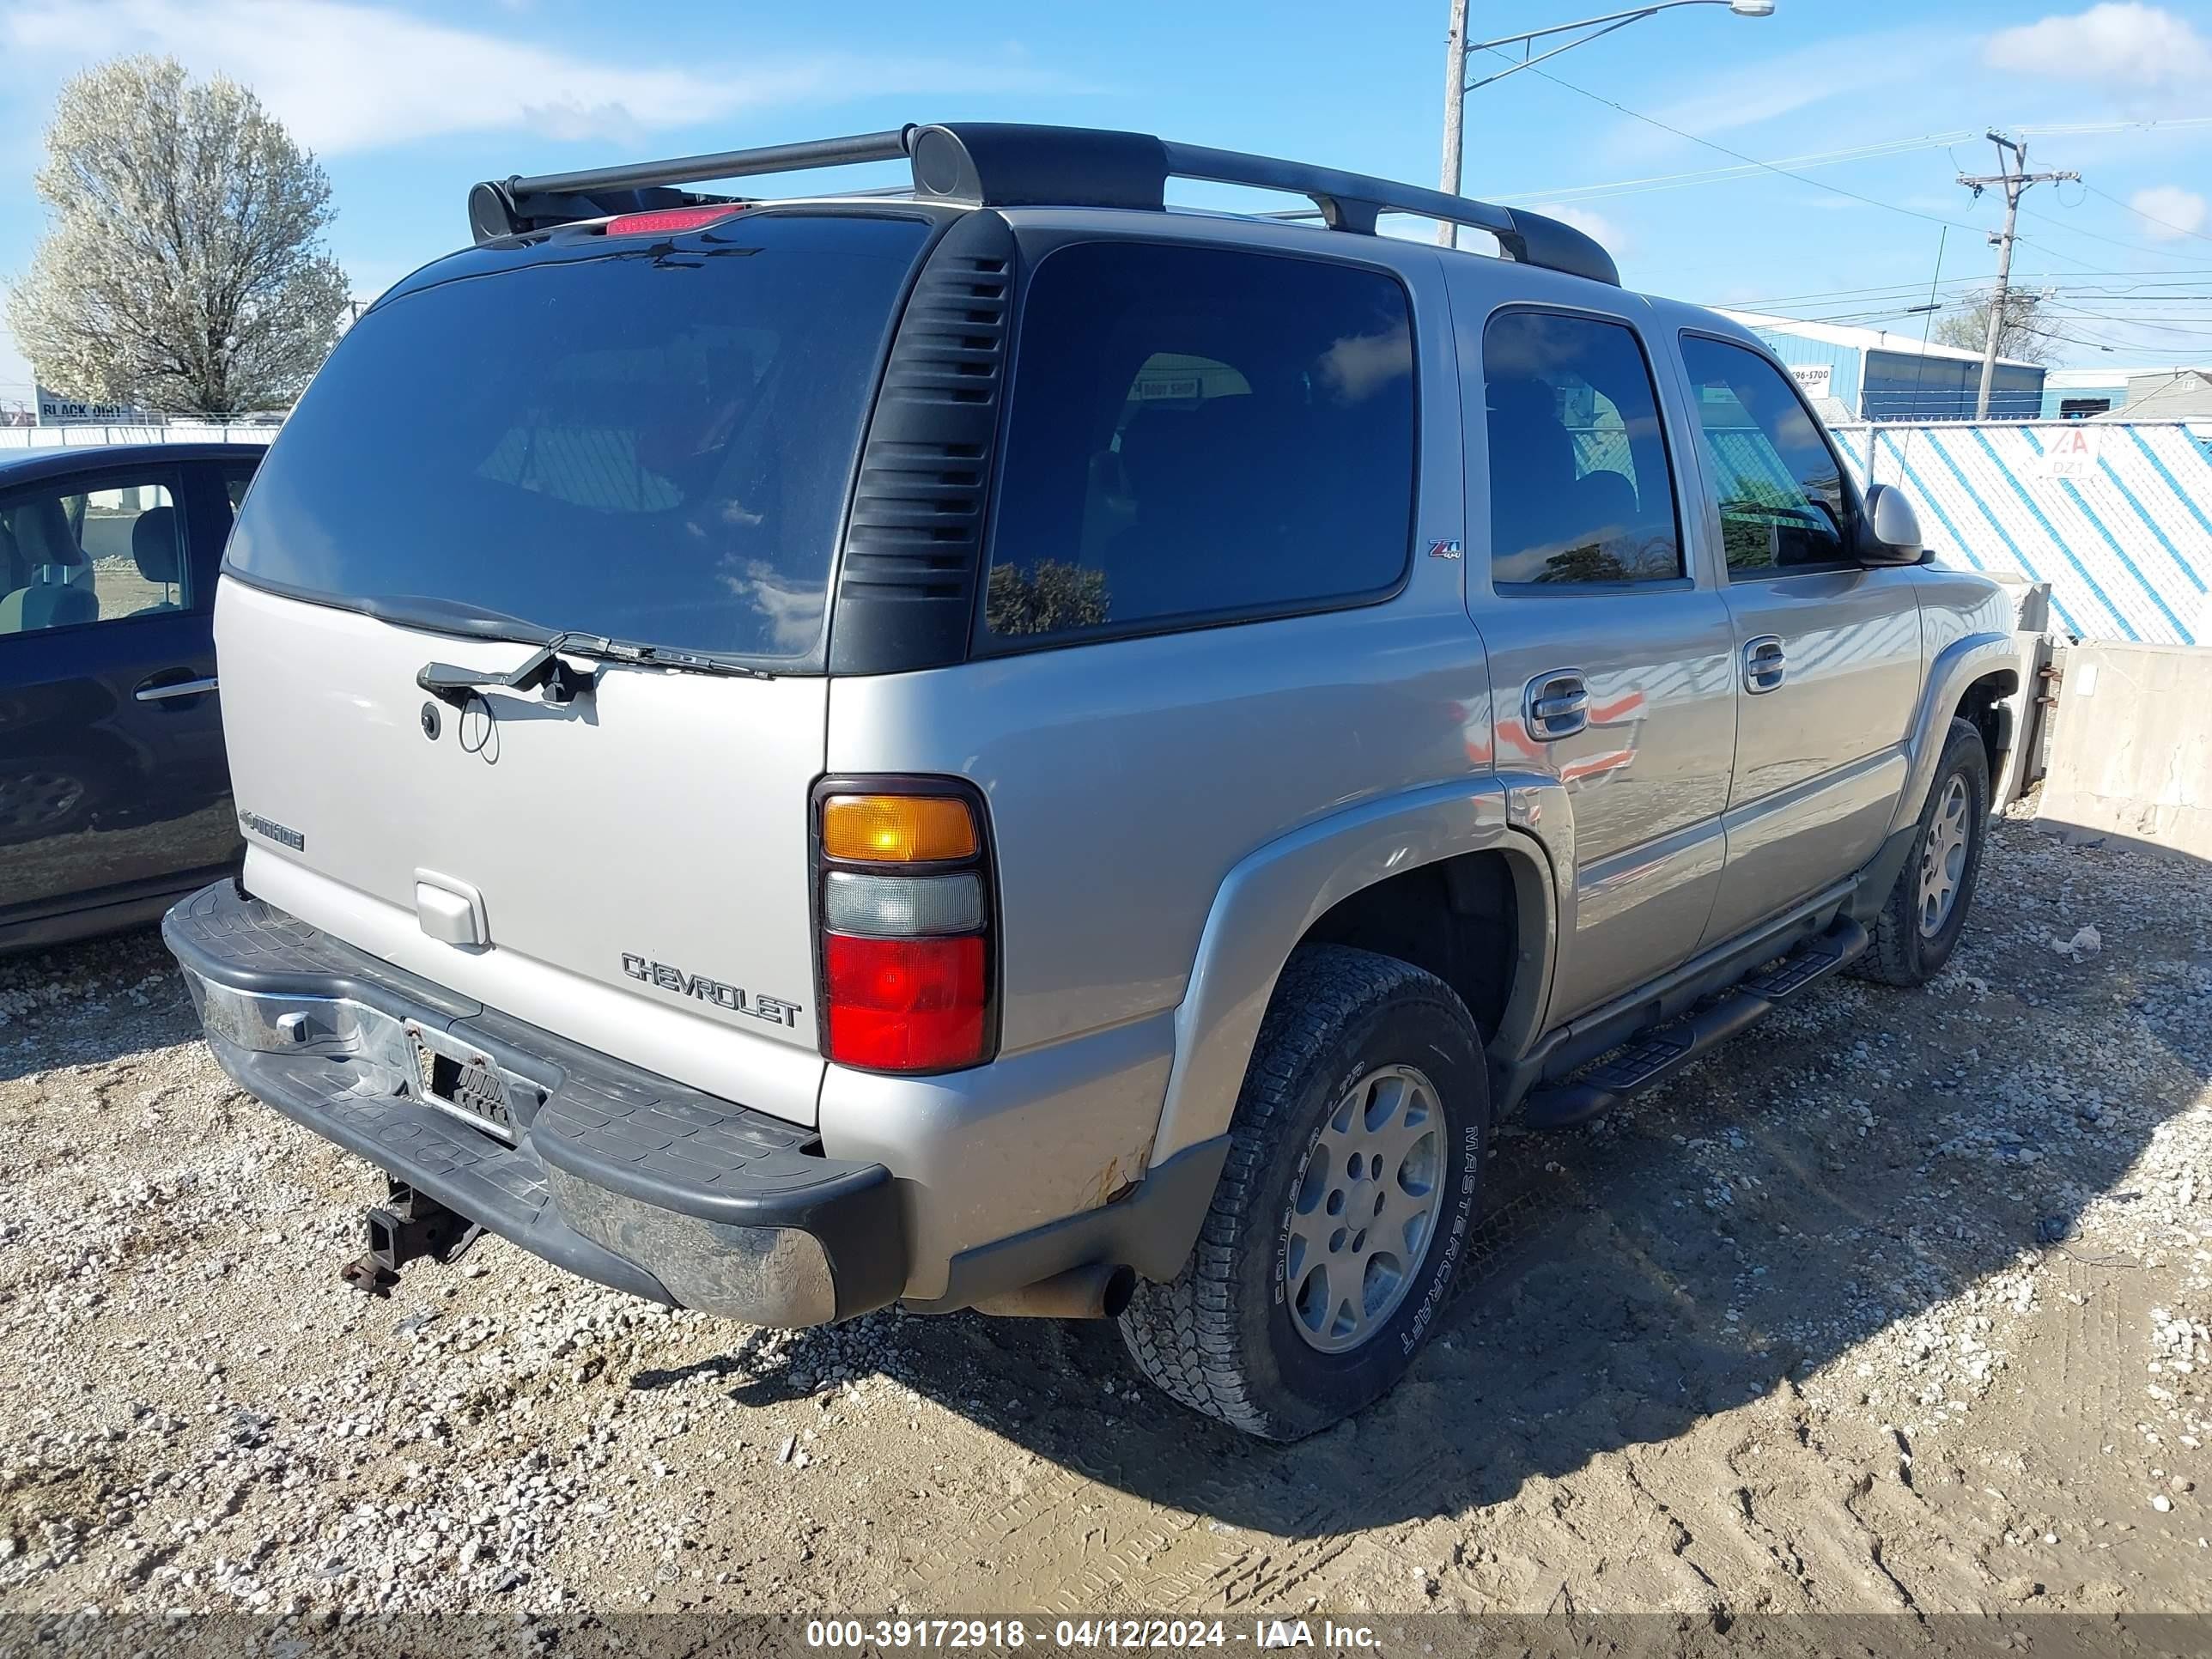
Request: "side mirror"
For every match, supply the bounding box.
[1857,483,1924,567]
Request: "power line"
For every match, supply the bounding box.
[2087,184,2212,247]
[1713,268,2212,310]
[2015,117,2212,139]
[1472,47,2124,280]
[1494,131,1979,207]
[2042,300,2212,339]
[1504,118,2212,215]
[1477,48,1981,230]
[2016,200,2208,266]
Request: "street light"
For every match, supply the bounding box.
[1438,0,1777,243]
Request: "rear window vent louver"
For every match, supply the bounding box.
[830,213,1017,674]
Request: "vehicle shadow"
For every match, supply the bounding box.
[729,829,2212,1534]
[0,924,198,1083]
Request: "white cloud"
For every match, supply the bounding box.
[2129,184,2208,240]
[1984,3,2212,105]
[2,0,1081,155]
[1531,202,1628,257]
[1632,29,1948,143]
[1581,26,1959,173]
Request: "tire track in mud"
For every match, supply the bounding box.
[906,1162,1585,1610]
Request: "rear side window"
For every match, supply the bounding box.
[1483,310,1681,586]
[228,213,933,663]
[983,241,1415,644]
[0,474,186,632]
[1677,334,1851,575]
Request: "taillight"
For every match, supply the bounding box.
[821,794,978,863]
[823,934,987,1072]
[815,785,993,1073]
[601,204,745,236]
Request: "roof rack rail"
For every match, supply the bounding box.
[465,122,1619,288]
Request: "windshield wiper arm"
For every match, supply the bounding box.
[570,637,775,682]
[417,636,601,708]
[415,633,773,708]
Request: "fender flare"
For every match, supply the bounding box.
[1889,630,2021,836]
[1148,775,1566,1164]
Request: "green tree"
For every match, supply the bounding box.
[986,560,1112,635]
[1932,289,2057,368]
[5,56,350,416]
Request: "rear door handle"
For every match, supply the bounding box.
[135,674,218,702]
[1742,636,1786,695]
[1522,670,1589,741]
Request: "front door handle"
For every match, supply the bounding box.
[1522,669,1589,741]
[1742,636,1786,695]
[135,674,218,702]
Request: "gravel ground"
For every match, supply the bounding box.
[2,807,2208,1638]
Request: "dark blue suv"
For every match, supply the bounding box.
[0,441,264,951]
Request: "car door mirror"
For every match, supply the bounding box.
[1856,484,1924,567]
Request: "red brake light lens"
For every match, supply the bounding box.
[823,933,987,1073]
[602,204,745,237]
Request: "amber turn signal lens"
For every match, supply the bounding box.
[821,794,979,864]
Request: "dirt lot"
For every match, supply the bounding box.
[3,809,2209,1635]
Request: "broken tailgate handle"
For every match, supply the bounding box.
[416,643,599,708]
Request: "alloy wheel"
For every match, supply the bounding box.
[1284,1064,1448,1353]
[1917,774,1972,938]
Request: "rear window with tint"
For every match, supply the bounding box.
[983,241,1416,645]
[228,213,933,662]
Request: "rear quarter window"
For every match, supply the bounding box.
[982,241,1416,647]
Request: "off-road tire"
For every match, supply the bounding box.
[1118,945,1490,1441]
[1854,716,1990,988]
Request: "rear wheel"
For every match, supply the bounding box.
[1118,945,1489,1441]
[0,761,94,842]
[1855,716,1990,987]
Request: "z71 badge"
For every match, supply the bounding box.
[620,953,802,1028]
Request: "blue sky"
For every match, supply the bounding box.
[3,0,2209,409]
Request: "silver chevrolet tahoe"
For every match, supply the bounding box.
[167,123,2021,1440]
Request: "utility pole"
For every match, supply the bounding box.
[1957,131,2078,419]
[1437,0,1471,246]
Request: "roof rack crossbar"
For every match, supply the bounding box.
[508,129,914,201]
[465,122,1619,287]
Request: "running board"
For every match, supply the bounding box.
[1521,917,1869,1131]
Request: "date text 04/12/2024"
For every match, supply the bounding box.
[805,1620,1383,1650]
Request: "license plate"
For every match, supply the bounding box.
[406,1024,516,1139]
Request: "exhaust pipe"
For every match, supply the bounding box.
[971,1262,1137,1320]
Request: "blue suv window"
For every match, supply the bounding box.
[984,241,1416,645]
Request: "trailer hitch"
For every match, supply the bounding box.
[340,1180,484,1297]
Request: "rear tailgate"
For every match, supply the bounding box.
[212,209,942,1126]
[217,578,829,1123]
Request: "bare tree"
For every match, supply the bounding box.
[5,56,350,416]
[1932,288,2057,367]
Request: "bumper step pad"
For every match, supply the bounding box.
[163,882,904,1324]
